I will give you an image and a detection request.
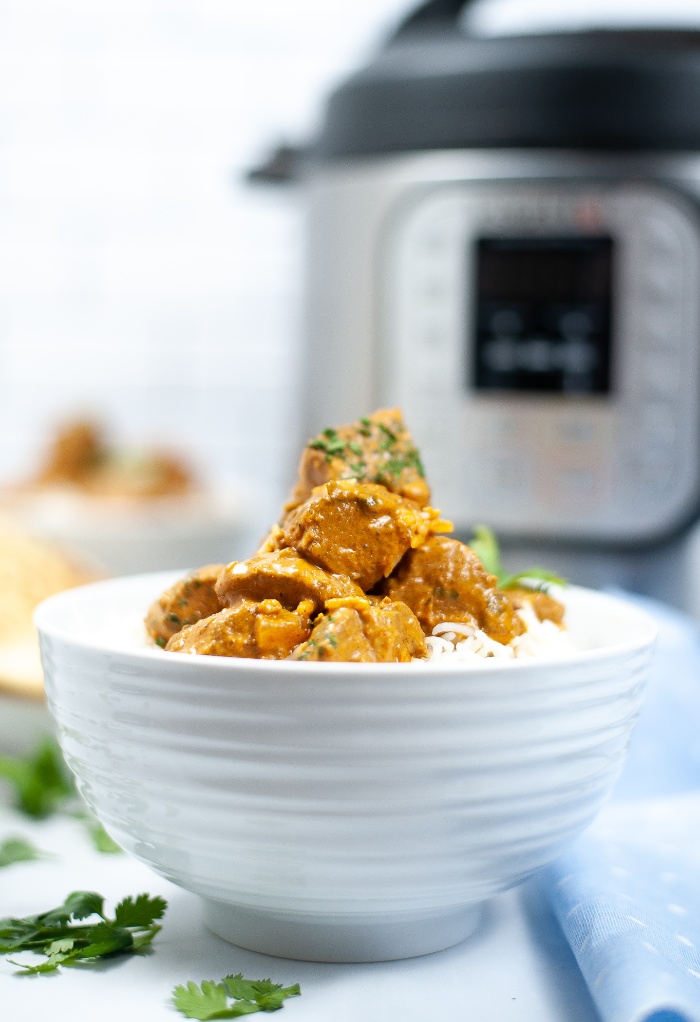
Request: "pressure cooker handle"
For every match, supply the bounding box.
[394,0,477,35]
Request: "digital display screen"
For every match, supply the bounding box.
[472,237,614,394]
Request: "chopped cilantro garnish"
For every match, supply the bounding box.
[172,972,301,1020]
[380,457,407,481]
[309,431,347,462]
[308,414,424,484]
[378,424,398,451]
[405,447,425,477]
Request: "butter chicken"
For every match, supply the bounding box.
[146,408,564,662]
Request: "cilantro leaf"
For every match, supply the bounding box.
[72,808,123,854]
[499,568,567,590]
[468,524,503,578]
[43,891,106,924]
[0,890,167,974]
[10,955,68,975]
[226,976,301,1011]
[0,737,75,818]
[0,735,123,853]
[468,525,566,591]
[114,893,167,929]
[72,922,133,959]
[86,820,123,854]
[173,973,301,1019]
[172,980,252,1020]
[0,837,45,868]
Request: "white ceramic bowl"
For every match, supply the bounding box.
[35,573,657,963]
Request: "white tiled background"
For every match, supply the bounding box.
[0,0,411,506]
[0,0,692,508]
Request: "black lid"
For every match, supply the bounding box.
[314,0,700,160]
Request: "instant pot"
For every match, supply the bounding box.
[298,0,700,609]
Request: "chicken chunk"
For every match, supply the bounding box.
[289,595,427,662]
[145,563,224,647]
[506,588,565,626]
[379,536,525,645]
[166,597,315,658]
[216,548,364,615]
[287,407,431,510]
[282,479,450,592]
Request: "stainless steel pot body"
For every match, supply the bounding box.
[300,148,700,610]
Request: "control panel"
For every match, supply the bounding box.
[380,184,700,542]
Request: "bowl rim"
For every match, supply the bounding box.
[34,570,659,676]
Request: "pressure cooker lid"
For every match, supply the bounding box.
[314,0,700,159]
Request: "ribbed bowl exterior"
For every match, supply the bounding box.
[36,575,655,923]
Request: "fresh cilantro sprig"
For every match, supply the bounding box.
[172,973,301,1020]
[0,890,167,974]
[469,525,566,592]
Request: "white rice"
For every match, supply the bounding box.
[423,600,575,663]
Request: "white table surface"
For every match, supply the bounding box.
[0,802,602,1022]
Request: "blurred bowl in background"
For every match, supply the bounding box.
[0,477,260,577]
[0,418,261,576]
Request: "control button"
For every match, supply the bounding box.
[417,231,448,255]
[646,219,680,256]
[420,277,449,301]
[417,323,449,349]
[639,404,677,449]
[628,455,676,492]
[542,410,612,448]
[642,311,681,350]
[472,415,520,445]
[572,198,604,232]
[469,453,529,498]
[559,419,596,444]
[641,350,680,397]
[643,264,677,299]
[557,468,598,494]
[535,457,608,512]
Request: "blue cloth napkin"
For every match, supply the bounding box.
[541,594,700,1022]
